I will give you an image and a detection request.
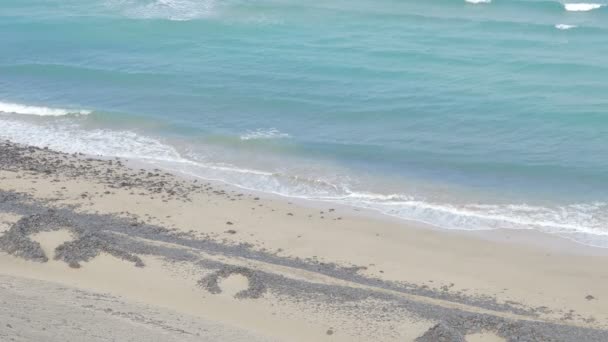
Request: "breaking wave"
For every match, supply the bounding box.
[555,24,578,30]
[240,128,291,141]
[564,3,604,11]
[0,101,91,117]
[106,0,216,21]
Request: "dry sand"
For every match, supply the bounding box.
[1,141,608,341]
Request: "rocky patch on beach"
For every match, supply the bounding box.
[199,266,267,299]
[0,140,607,341]
[0,140,203,201]
[0,210,144,268]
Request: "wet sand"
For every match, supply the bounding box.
[1,140,608,341]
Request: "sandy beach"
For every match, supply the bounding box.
[1,140,607,341]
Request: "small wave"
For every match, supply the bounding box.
[465,0,491,4]
[0,101,91,117]
[564,3,604,11]
[0,118,182,162]
[240,128,290,141]
[555,24,578,30]
[107,0,216,21]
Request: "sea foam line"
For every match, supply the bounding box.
[0,101,91,116]
[564,3,604,11]
[465,0,492,4]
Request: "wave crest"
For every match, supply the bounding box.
[107,0,216,21]
[240,128,291,141]
[555,24,578,30]
[564,3,604,11]
[0,101,91,117]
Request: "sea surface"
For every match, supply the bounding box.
[1,0,607,246]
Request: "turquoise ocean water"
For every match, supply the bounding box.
[1,0,607,246]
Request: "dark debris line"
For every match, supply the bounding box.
[0,140,607,341]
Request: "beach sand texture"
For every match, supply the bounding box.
[1,140,608,341]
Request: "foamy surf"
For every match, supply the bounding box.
[240,128,291,141]
[1,116,607,248]
[564,3,604,11]
[0,102,91,117]
[465,0,492,4]
[107,0,216,21]
[555,24,577,30]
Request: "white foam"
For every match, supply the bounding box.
[555,24,578,30]
[465,0,492,4]
[0,119,181,162]
[240,128,290,141]
[1,116,607,248]
[564,3,604,11]
[0,101,91,117]
[107,0,216,21]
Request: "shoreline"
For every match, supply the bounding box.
[114,148,608,257]
[1,139,608,341]
[4,110,605,248]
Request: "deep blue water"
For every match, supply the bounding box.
[1,0,607,246]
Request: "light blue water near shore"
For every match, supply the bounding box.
[1,0,607,246]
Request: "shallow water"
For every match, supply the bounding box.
[1,0,607,246]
